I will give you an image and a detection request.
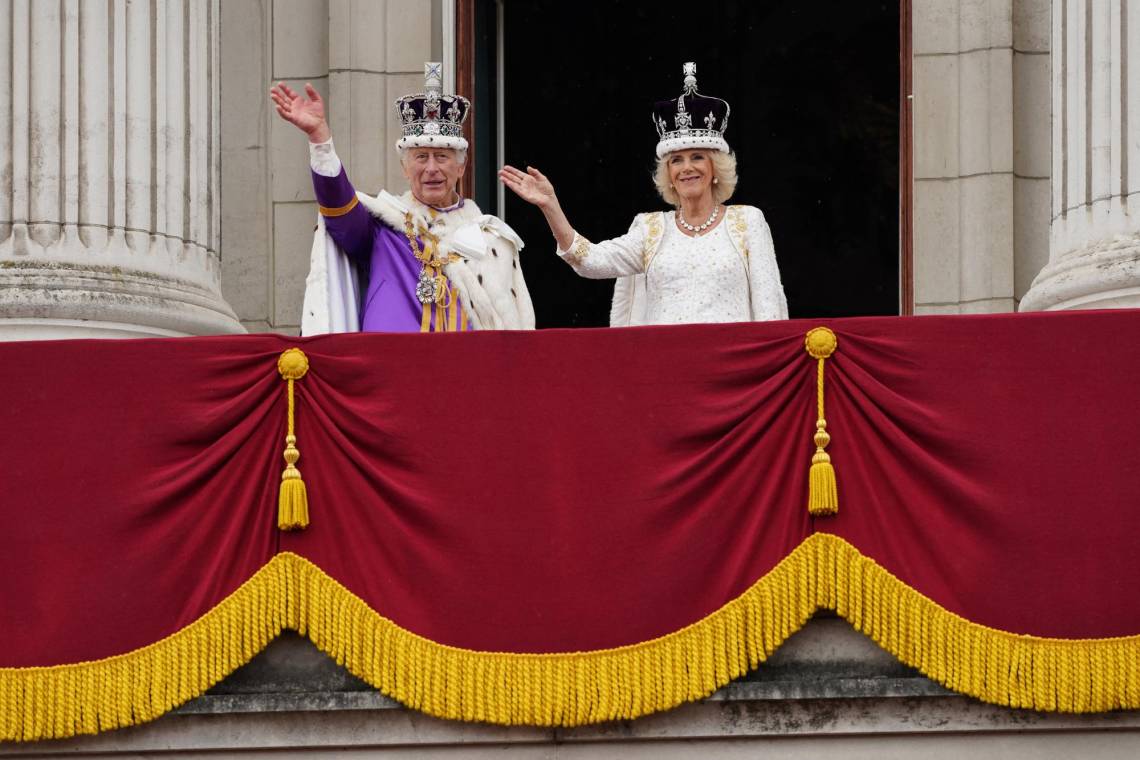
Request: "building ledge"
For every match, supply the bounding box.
[183,615,950,717]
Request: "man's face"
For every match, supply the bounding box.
[402,148,464,207]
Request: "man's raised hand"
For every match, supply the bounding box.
[269,82,331,143]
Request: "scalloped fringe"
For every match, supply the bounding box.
[4,537,1140,742]
[0,557,289,742]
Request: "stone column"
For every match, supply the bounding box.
[1021,0,1140,311]
[0,0,242,339]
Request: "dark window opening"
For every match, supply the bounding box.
[471,0,901,326]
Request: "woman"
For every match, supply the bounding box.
[500,62,787,326]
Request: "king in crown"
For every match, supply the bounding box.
[270,63,534,335]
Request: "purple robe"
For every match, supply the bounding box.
[313,169,468,332]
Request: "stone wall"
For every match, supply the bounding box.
[911,0,1051,314]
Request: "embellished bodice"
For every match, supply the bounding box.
[645,220,751,324]
[556,205,788,326]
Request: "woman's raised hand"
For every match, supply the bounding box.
[499,165,557,209]
[269,82,331,143]
[499,165,574,250]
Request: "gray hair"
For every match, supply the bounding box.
[653,150,738,206]
[397,145,468,166]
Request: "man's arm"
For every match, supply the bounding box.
[308,140,373,263]
[270,82,372,263]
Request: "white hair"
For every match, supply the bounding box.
[653,150,738,206]
[397,145,468,166]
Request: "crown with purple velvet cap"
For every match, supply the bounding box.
[394,62,470,151]
[652,62,731,158]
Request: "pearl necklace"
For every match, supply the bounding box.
[678,205,720,234]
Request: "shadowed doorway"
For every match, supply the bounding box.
[467,1,902,327]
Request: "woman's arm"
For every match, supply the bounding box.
[498,165,574,250]
[746,208,789,320]
[499,165,646,278]
[555,221,648,279]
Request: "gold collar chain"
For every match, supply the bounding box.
[403,213,459,307]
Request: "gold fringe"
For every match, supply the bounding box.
[6,537,1140,742]
[0,557,290,742]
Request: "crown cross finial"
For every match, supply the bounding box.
[424,62,443,91]
[682,61,698,94]
[423,62,443,115]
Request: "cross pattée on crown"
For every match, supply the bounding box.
[424,62,443,91]
[423,62,443,116]
[682,61,698,94]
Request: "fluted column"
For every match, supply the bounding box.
[1021,0,1140,311]
[0,0,242,339]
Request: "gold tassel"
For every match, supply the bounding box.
[277,348,311,530]
[804,327,839,516]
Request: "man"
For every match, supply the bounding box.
[270,63,534,334]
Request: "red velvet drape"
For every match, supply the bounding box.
[3,310,1138,669]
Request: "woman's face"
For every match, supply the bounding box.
[667,150,715,205]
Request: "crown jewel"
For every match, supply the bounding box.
[652,62,731,159]
[394,62,470,150]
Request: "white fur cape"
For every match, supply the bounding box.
[302,190,535,335]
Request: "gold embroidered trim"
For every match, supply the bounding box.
[318,197,360,217]
[565,234,593,266]
[642,213,664,269]
[726,206,749,260]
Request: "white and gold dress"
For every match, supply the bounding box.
[556,206,788,326]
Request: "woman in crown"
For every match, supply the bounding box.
[500,63,787,326]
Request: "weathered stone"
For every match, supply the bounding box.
[0,0,242,340]
[1021,0,1140,311]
